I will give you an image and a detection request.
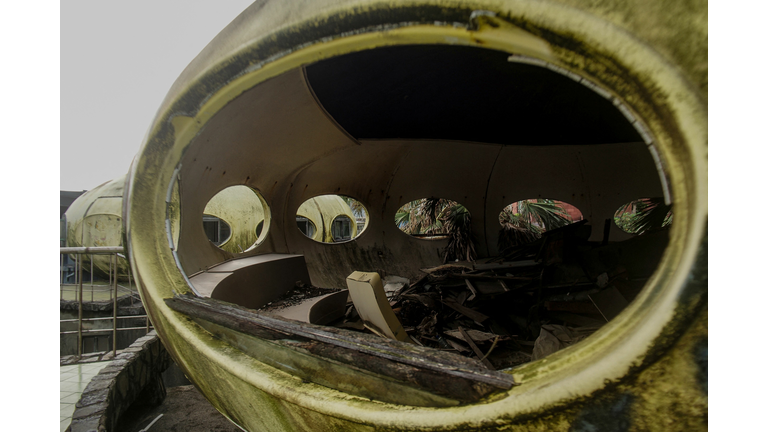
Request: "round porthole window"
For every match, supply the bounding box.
[202,185,270,252]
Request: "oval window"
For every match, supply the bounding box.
[613,197,672,235]
[203,185,270,253]
[255,221,265,238]
[497,199,582,250]
[202,215,231,246]
[395,198,471,239]
[395,198,473,262]
[296,195,367,243]
[296,216,317,238]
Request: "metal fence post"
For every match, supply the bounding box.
[108,254,113,300]
[128,264,134,307]
[60,253,64,300]
[77,253,83,358]
[113,253,118,358]
[90,256,94,302]
[60,247,126,358]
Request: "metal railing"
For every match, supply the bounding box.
[60,247,152,358]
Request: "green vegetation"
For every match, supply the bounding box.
[396,198,580,261]
[396,198,475,262]
[614,197,673,235]
[341,196,367,219]
[497,199,573,252]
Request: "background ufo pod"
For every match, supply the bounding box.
[64,174,130,280]
[296,195,364,243]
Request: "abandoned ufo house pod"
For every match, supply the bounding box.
[119,0,707,431]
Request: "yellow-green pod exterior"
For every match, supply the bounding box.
[65,174,130,279]
[203,185,268,254]
[296,195,359,243]
[125,1,707,431]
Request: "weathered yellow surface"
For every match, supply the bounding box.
[125,0,707,430]
[203,185,268,253]
[65,174,130,279]
[296,195,359,243]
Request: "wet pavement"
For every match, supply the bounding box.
[60,361,111,431]
[115,385,241,432]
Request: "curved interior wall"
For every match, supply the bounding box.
[174,62,662,288]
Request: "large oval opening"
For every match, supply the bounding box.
[168,43,672,377]
[127,5,706,426]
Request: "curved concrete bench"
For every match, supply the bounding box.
[189,254,312,310]
[273,289,350,325]
[190,253,350,325]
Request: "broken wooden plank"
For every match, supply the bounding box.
[194,319,463,407]
[421,263,474,274]
[279,339,495,403]
[440,298,490,323]
[458,274,535,282]
[444,329,498,344]
[165,294,515,391]
[401,294,437,309]
[459,326,494,369]
[473,260,541,271]
[456,290,470,306]
[498,280,511,292]
[469,279,508,296]
[446,338,470,353]
[464,279,478,301]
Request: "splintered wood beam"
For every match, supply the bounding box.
[440,298,490,323]
[459,326,495,370]
[165,294,516,395]
[464,279,478,301]
[278,339,492,402]
[459,274,535,281]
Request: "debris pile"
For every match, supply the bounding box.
[258,281,341,312]
[252,220,670,372]
[346,221,670,370]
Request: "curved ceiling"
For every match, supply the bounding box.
[305,44,642,145]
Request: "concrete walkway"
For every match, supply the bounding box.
[60,361,111,432]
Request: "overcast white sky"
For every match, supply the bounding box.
[61,0,254,191]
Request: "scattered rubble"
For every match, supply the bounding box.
[339,221,670,371]
[257,281,341,312]
[249,220,668,373]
